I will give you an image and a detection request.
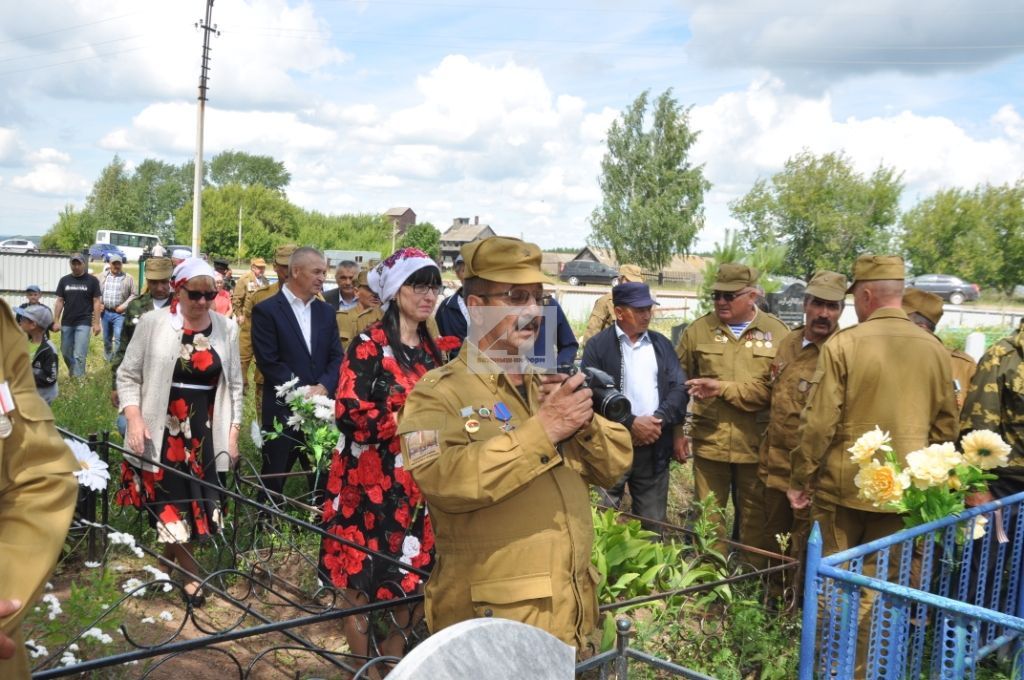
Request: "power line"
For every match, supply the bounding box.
[0,33,150,65]
[0,11,143,46]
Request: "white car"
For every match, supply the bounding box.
[0,238,38,253]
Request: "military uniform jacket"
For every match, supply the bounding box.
[675,310,790,464]
[239,282,279,385]
[110,293,158,389]
[714,326,826,492]
[582,293,614,343]
[231,270,268,317]
[398,348,632,650]
[336,306,384,352]
[790,307,959,511]
[949,348,978,414]
[961,321,1024,478]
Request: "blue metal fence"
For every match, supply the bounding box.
[799,490,1024,679]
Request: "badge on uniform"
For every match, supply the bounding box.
[494,402,515,432]
[459,406,474,418]
[797,379,810,393]
[403,430,441,465]
[478,407,491,420]
[0,381,15,439]
[464,419,481,434]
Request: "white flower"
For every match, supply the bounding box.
[166,414,181,437]
[180,416,192,440]
[250,420,264,450]
[285,389,304,404]
[848,427,893,465]
[60,651,79,667]
[179,344,193,361]
[108,531,145,558]
[141,616,156,624]
[82,627,113,644]
[84,561,101,568]
[68,643,79,652]
[275,377,300,398]
[45,581,54,591]
[159,610,174,621]
[26,640,49,658]
[192,333,211,351]
[973,515,989,540]
[122,578,144,596]
[961,430,1012,470]
[314,404,335,423]
[142,565,174,592]
[905,443,962,490]
[64,439,110,492]
[42,593,62,620]
[402,535,421,559]
[286,412,305,429]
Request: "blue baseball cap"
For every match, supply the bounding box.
[25,284,41,292]
[612,282,658,308]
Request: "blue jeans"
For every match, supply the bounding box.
[101,310,125,360]
[60,325,92,377]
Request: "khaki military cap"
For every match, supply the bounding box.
[713,263,760,292]
[618,264,643,283]
[356,269,371,288]
[805,270,848,302]
[847,254,904,292]
[145,257,173,280]
[902,288,944,326]
[250,257,267,267]
[462,236,547,285]
[275,244,298,266]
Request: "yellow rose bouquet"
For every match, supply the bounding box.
[850,426,1011,538]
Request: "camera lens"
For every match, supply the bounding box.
[596,391,632,425]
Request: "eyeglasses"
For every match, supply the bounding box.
[407,284,443,296]
[711,290,753,302]
[185,289,217,301]
[478,289,553,306]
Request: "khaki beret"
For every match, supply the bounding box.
[713,263,760,292]
[356,269,371,288]
[250,257,266,267]
[144,257,173,281]
[462,236,547,285]
[618,264,643,283]
[275,244,298,266]
[902,288,944,326]
[805,270,848,302]
[848,254,904,291]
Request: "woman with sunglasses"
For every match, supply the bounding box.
[319,247,459,666]
[115,258,243,607]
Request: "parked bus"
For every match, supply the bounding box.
[94,230,161,261]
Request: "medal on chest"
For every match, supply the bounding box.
[494,402,515,432]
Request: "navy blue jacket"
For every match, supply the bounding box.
[251,290,344,429]
[581,325,688,471]
[434,290,579,366]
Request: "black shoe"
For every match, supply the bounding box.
[185,583,206,608]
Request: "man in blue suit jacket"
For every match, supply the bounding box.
[252,247,343,499]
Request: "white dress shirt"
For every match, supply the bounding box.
[615,323,659,418]
[282,284,314,353]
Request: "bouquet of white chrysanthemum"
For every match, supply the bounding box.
[264,378,341,472]
[849,427,1010,540]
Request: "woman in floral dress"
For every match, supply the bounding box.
[320,248,458,662]
[116,258,244,606]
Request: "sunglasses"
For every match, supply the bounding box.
[185,289,217,301]
[711,290,752,302]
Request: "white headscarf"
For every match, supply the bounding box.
[369,248,439,311]
[170,257,216,330]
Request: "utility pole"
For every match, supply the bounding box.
[237,203,243,259]
[191,0,218,255]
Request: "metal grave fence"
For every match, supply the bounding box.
[799,490,1024,679]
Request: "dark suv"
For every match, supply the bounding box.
[559,260,619,286]
[907,274,980,305]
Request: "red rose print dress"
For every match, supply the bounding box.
[115,325,224,544]
[320,323,456,601]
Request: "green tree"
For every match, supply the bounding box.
[85,155,137,235]
[589,89,710,281]
[174,184,299,258]
[296,212,392,254]
[695,230,788,316]
[730,150,903,279]
[900,182,1024,293]
[40,204,94,252]
[129,159,192,243]
[398,222,441,259]
[209,150,290,194]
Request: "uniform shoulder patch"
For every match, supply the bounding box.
[403,430,441,467]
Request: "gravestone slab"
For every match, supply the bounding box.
[767,282,807,329]
[387,618,575,680]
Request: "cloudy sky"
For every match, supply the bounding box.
[1,0,1022,250]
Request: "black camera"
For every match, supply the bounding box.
[558,365,632,425]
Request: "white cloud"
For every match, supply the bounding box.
[11,164,88,195]
[26,148,71,165]
[0,128,24,166]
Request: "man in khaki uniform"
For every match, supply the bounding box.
[687,271,847,569]
[0,299,79,679]
[336,269,383,352]
[902,287,977,413]
[674,263,789,545]
[582,264,644,343]
[398,236,632,655]
[788,255,958,675]
[240,245,295,401]
[231,257,269,325]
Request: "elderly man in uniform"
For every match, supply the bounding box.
[232,257,269,326]
[0,299,79,679]
[336,268,383,352]
[674,263,789,545]
[398,236,632,655]
[239,245,295,400]
[902,288,977,413]
[582,264,645,343]
[788,255,958,675]
[687,271,846,573]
